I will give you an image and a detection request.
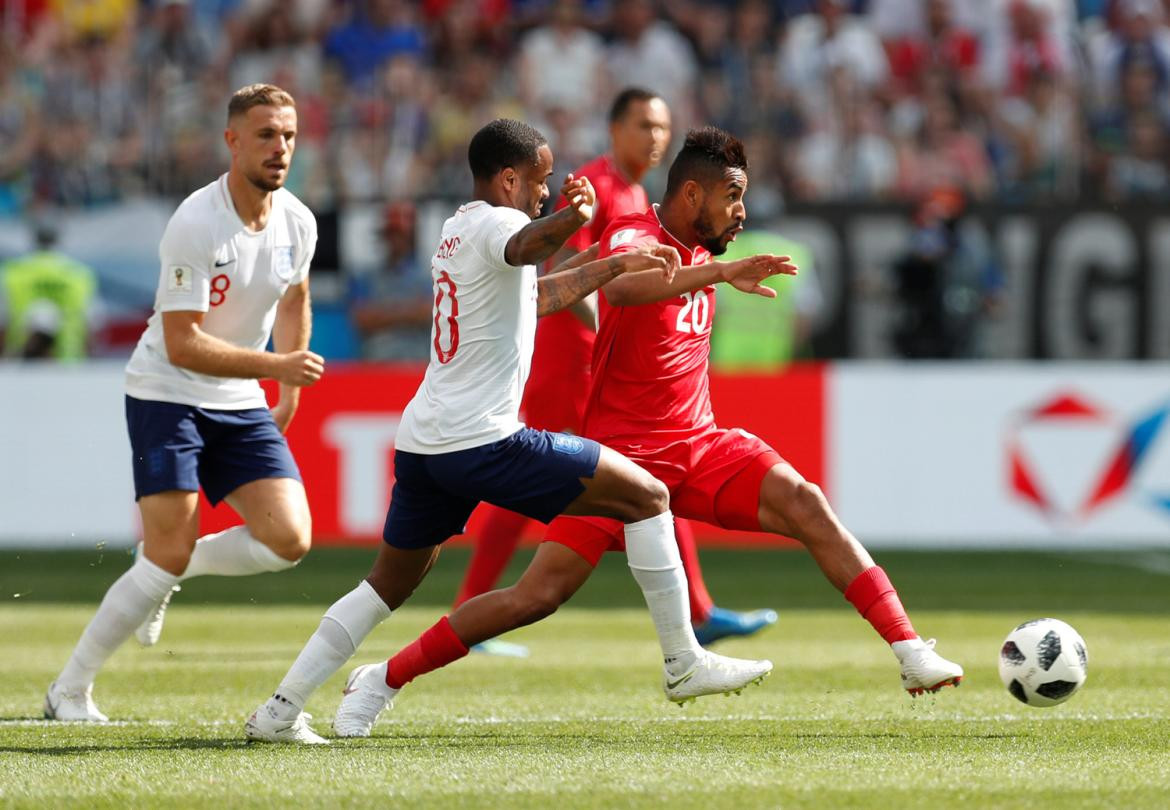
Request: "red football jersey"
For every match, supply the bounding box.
[583,206,715,445]
[524,155,649,431]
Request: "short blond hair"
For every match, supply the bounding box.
[227,83,296,124]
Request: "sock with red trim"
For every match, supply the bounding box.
[453,507,530,608]
[385,616,470,689]
[844,566,917,644]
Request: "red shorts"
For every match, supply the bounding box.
[544,428,783,566]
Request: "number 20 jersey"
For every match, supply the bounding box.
[584,206,716,447]
[395,201,537,455]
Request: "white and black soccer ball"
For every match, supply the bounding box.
[998,618,1088,708]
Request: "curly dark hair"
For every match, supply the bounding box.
[468,119,548,182]
[664,127,748,198]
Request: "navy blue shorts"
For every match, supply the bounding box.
[383,428,602,549]
[125,395,302,505]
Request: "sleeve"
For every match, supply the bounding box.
[290,215,317,286]
[478,205,532,269]
[599,222,658,258]
[156,212,212,313]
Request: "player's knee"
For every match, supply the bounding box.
[626,474,670,522]
[783,480,831,535]
[257,522,311,562]
[513,582,567,625]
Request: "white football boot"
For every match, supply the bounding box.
[244,697,329,745]
[893,637,964,696]
[333,662,398,738]
[136,585,180,647]
[43,681,108,722]
[663,650,773,705]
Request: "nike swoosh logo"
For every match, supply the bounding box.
[214,259,235,267]
[665,671,695,690]
[342,687,359,696]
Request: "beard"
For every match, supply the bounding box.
[246,165,285,193]
[692,208,737,255]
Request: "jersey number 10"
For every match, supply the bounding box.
[433,269,460,363]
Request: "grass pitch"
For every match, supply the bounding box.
[1,548,1169,809]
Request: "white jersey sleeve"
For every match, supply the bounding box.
[476,205,530,269]
[156,209,214,313]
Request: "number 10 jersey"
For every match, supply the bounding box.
[396,201,537,455]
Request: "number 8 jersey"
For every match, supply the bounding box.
[584,206,716,446]
[396,201,537,454]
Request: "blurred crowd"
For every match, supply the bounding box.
[1,0,1169,217]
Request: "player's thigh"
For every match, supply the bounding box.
[137,490,201,574]
[671,430,782,531]
[197,407,302,509]
[562,443,668,522]
[223,476,311,551]
[756,461,838,538]
[384,449,480,549]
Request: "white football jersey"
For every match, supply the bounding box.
[396,201,536,454]
[125,174,316,409]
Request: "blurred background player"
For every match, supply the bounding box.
[246,119,772,744]
[329,129,961,737]
[0,221,98,361]
[454,88,777,657]
[44,84,323,722]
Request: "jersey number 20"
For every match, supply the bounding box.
[433,269,460,363]
[675,290,710,334]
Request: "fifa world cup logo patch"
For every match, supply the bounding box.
[167,266,193,294]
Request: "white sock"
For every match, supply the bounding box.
[624,510,702,677]
[271,580,392,713]
[180,526,297,580]
[57,556,180,688]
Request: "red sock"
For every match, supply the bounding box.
[844,566,917,644]
[453,506,530,608]
[675,518,714,624]
[385,616,470,689]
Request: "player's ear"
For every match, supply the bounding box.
[500,167,517,193]
[223,125,237,156]
[683,179,703,210]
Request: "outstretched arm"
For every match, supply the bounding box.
[604,251,798,307]
[537,244,680,317]
[504,175,595,266]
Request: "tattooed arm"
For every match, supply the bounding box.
[537,244,680,317]
[504,175,595,266]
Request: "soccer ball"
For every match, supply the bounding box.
[998,618,1088,707]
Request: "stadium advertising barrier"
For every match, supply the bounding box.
[3,362,1169,549]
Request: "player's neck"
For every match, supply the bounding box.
[655,202,700,250]
[610,152,645,185]
[225,169,275,232]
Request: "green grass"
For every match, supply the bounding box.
[1,549,1169,809]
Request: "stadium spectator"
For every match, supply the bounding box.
[322,0,426,91]
[795,68,898,199]
[777,0,890,125]
[889,187,1003,358]
[1105,107,1170,198]
[606,0,699,130]
[348,200,433,361]
[895,87,995,199]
